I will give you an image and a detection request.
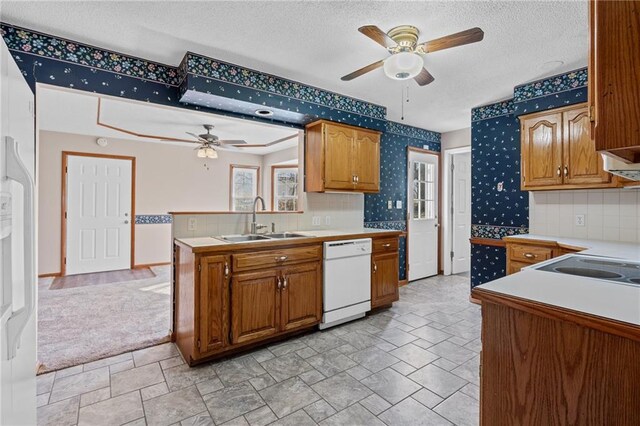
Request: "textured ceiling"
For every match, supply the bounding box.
[1,1,588,132]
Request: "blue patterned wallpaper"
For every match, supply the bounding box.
[135,215,172,225]
[470,67,589,287]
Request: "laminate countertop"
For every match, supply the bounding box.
[473,234,640,327]
[174,228,402,252]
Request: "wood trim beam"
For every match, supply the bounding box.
[470,237,506,247]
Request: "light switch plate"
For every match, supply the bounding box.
[325,216,331,225]
[188,217,197,231]
[387,200,393,209]
[312,216,321,226]
[396,200,402,209]
[575,214,585,226]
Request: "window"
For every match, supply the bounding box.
[412,161,435,220]
[272,165,299,212]
[230,165,260,212]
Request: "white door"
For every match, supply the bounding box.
[408,150,439,281]
[1,39,37,425]
[66,155,132,275]
[451,152,471,274]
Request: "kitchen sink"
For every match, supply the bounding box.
[218,234,272,243]
[265,232,310,239]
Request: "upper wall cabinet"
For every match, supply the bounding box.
[589,1,640,163]
[305,120,380,193]
[521,103,618,191]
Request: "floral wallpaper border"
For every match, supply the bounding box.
[185,53,386,120]
[471,99,515,122]
[471,224,529,240]
[135,215,172,225]
[514,68,588,103]
[364,220,407,232]
[1,24,181,86]
[385,120,441,143]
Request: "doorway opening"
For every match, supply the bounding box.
[407,147,440,281]
[442,146,471,276]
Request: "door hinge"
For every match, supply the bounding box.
[451,163,455,172]
[228,331,232,343]
[450,251,454,260]
[589,105,595,122]
[196,339,201,349]
[198,264,201,272]
[64,257,66,265]
[64,211,67,219]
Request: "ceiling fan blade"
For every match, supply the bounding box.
[358,25,395,48]
[418,27,484,54]
[341,59,385,81]
[218,140,247,145]
[186,132,208,143]
[414,68,435,86]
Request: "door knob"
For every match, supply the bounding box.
[435,223,440,228]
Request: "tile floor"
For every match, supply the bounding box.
[36,273,480,426]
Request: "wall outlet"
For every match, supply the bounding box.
[325,216,331,226]
[396,200,402,209]
[188,217,197,231]
[312,216,321,226]
[387,200,393,209]
[575,214,586,227]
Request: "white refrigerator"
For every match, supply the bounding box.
[0,37,37,425]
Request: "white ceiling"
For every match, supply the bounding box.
[3,1,588,133]
[38,86,300,154]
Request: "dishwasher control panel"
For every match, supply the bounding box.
[324,238,372,259]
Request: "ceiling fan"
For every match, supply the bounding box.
[185,124,247,158]
[341,25,484,86]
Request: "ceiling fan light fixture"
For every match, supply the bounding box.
[197,147,208,158]
[384,52,423,80]
[205,147,217,159]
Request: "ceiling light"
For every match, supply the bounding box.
[384,52,423,80]
[205,147,217,159]
[255,109,274,117]
[197,147,207,158]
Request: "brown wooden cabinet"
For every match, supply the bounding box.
[197,255,230,355]
[305,120,380,193]
[280,261,322,332]
[521,103,618,190]
[505,237,582,275]
[589,1,640,163]
[371,237,399,308]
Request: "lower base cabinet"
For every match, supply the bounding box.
[371,238,400,308]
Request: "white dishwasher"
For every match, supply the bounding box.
[320,238,372,329]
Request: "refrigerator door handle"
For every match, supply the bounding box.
[4,136,35,360]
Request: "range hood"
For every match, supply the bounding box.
[602,153,640,181]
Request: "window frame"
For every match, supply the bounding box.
[229,164,261,212]
[271,164,299,212]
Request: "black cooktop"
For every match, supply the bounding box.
[536,255,640,286]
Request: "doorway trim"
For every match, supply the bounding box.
[405,146,442,281]
[442,146,471,276]
[60,151,136,276]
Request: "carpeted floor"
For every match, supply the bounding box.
[37,265,171,373]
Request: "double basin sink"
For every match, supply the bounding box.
[217,232,311,243]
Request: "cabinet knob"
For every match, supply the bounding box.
[564,166,569,177]
[275,256,288,262]
[282,276,287,290]
[373,262,377,273]
[382,243,391,248]
[556,167,561,177]
[276,276,282,290]
[224,262,229,276]
[523,253,536,259]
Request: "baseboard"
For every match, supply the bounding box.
[38,272,61,278]
[398,279,408,287]
[134,262,171,269]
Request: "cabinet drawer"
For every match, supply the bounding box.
[507,260,533,275]
[232,245,322,272]
[508,244,553,263]
[373,237,399,253]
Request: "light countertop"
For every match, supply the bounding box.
[475,234,640,327]
[175,228,401,249]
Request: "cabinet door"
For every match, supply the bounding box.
[198,255,229,355]
[563,106,611,185]
[280,262,322,331]
[522,113,563,188]
[353,130,380,192]
[371,252,399,308]
[324,124,355,190]
[230,268,280,345]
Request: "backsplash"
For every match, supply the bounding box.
[529,188,640,242]
[172,193,364,239]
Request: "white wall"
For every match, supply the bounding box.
[37,130,296,274]
[529,188,640,242]
[441,127,471,151]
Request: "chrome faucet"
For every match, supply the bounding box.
[251,196,267,234]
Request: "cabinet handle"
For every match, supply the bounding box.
[276,276,282,290]
[556,167,561,177]
[275,256,288,262]
[352,175,356,183]
[356,175,359,183]
[382,243,391,248]
[224,262,229,277]
[282,276,287,290]
[373,262,377,273]
[523,253,536,259]
[564,166,568,177]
